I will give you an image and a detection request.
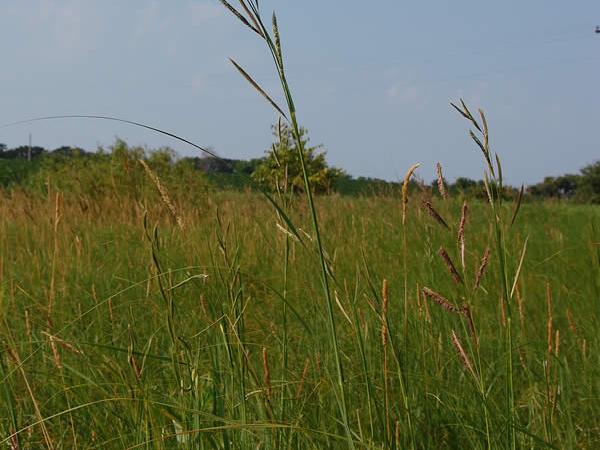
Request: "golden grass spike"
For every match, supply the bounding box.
[438,247,463,285]
[47,333,62,370]
[474,247,490,289]
[451,330,477,381]
[436,162,449,199]
[138,159,184,230]
[42,331,83,356]
[230,59,289,120]
[422,287,462,314]
[422,201,450,230]
[401,163,420,225]
[458,201,468,269]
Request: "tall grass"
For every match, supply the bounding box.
[1,2,600,449]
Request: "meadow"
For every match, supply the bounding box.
[2,2,600,448]
[0,180,599,449]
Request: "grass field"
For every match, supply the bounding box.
[0,186,599,449]
[2,2,600,448]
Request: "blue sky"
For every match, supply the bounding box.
[0,1,599,185]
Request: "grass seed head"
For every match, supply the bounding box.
[474,247,490,289]
[451,330,477,380]
[422,201,450,230]
[436,162,449,199]
[139,159,184,230]
[422,287,462,314]
[402,163,420,225]
[438,247,463,285]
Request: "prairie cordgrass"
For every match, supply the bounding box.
[1,2,600,449]
[0,187,599,448]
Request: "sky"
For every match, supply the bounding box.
[0,0,599,185]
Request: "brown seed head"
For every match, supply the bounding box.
[422,287,462,314]
[436,162,449,199]
[422,201,450,230]
[451,330,477,380]
[438,247,463,285]
[474,248,490,289]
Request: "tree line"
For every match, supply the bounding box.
[1,125,599,202]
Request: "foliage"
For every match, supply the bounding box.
[251,123,344,194]
[19,139,210,208]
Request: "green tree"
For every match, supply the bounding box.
[576,161,600,203]
[252,123,343,194]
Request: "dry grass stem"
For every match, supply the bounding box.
[138,159,184,229]
[458,201,468,269]
[129,354,141,381]
[46,333,62,370]
[25,308,32,340]
[381,279,389,347]
[262,347,272,400]
[42,331,84,356]
[547,283,553,355]
[295,358,310,400]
